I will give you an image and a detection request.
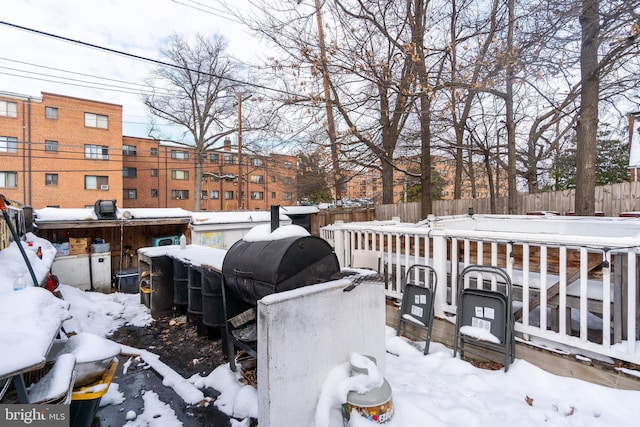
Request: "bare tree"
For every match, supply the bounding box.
[144,33,240,211]
[576,0,603,214]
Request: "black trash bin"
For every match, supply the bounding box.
[202,270,224,329]
[173,259,188,306]
[188,267,203,315]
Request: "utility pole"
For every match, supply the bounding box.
[314,0,341,203]
[237,93,243,210]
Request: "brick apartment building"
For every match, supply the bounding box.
[121,136,298,211]
[0,92,123,208]
[340,154,507,204]
[0,91,297,210]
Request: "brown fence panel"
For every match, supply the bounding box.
[374,182,640,221]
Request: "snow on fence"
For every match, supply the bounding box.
[321,214,640,365]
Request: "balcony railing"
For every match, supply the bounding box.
[321,214,640,365]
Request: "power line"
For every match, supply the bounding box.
[0,20,299,97]
[0,67,159,96]
[0,57,166,94]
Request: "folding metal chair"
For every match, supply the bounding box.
[396,264,438,355]
[453,264,515,372]
[351,249,382,272]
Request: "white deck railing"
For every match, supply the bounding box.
[321,214,640,365]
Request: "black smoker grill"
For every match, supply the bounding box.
[221,219,340,371]
[222,235,340,305]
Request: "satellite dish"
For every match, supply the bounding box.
[122,211,132,219]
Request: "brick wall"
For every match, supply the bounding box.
[0,92,123,208]
[1,91,297,211]
[122,137,298,211]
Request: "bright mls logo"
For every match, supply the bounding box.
[0,405,69,427]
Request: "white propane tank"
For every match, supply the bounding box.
[342,355,394,425]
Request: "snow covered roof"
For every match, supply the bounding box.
[138,244,227,271]
[35,207,192,222]
[33,206,317,231]
[191,210,290,226]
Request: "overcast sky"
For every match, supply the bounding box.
[0,0,268,140]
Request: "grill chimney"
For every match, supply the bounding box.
[271,205,280,232]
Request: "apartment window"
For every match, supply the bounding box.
[124,189,137,199]
[250,175,264,184]
[251,158,263,167]
[0,101,17,118]
[201,190,208,200]
[210,153,219,163]
[283,177,293,185]
[271,175,276,183]
[45,106,58,120]
[150,188,158,198]
[251,191,264,200]
[224,154,234,165]
[84,112,108,129]
[84,144,109,160]
[171,170,189,180]
[0,136,18,153]
[45,173,58,185]
[271,192,276,199]
[171,190,189,200]
[45,140,58,152]
[123,145,137,156]
[150,168,158,177]
[171,150,189,160]
[225,191,234,200]
[210,191,219,199]
[284,161,293,169]
[0,172,18,188]
[150,147,158,156]
[284,192,293,200]
[85,175,109,190]
[123,167,137,178]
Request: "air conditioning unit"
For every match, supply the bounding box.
[100,184,109,190]
[94,199,116,220]
[202,196,208,200]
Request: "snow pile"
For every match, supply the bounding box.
[242,224,309,242]
[189,365,258,420]
[60,285,152,336]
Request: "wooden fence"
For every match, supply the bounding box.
[376,181,640,223]
[310,208,376,235]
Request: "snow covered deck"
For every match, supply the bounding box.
[322,214,640,365]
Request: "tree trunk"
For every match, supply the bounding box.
[193,153,203,211]
[412,0,433,218]
[506,0,518,214]
[575,0,600,215]
[315,0,341,203]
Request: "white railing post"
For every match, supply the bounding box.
[432,232,448,316]
[627,250,637,355]
[333,225,346,268]
[332,215,640,365]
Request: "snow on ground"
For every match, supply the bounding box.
[3,278,640,426]
[51,285,640,426]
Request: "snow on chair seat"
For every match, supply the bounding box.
[453,265,515,372]
[27,353,76,404]
[396,264,438,355]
